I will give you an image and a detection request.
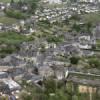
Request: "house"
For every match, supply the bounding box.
[44,0,62,4]
[0,79,21,94]
[0,72,8,79]
[82,50,94,56]
[78,85,97,93]
[8,68,25,78]
[79,35,92,49]
[95,23,100,39]
[38,66,54,77]
[1,55,25,67]
[54,66,65,80]
[78,33,96,49]
[20,20,25,27]
[3,79,21,92]
[0,81,10,94]
[62,44,82,56]
[23,73,43,84]
[21,5,28,12]
[12,24,20,32]
[0,3,6,10]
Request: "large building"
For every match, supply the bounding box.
[79,0,100,3]
[43,0,62,4]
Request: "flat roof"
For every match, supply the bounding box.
[0,72,7,75]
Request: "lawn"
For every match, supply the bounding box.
[0,0,19,3]
[0,16,18,24]
[0,32,31,57]
[96,39,100,49]
[0,32,29,45]
[82,12,100,25]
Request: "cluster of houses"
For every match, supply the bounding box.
[0,0,100,33]
[0,0,100,98]
[35,7,72,23]
[42,0,100,4]
[0,1,29,11]
[34,2,100,23]
[0,71,21,99]
[0,19,36,34]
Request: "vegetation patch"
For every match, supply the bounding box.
[5,9,28,19]
[0,16,17,24]
[82,12,100,25]
[0,32,31,57]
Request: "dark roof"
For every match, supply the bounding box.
[0,55,24,66]
[23,73,43,82]
[0,82,10,94]
[68,77,100,87]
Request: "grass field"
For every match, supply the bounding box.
[82,12,100,25]
[96,39,100,49]
[0,32,28,45]
[0,16,18,24]
[0,32,29,57]
[0,0,19,3]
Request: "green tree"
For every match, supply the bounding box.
[70,56,79,65]
[11,0,14,3]
[86,22,92,33]
[72,23,81,32]
[44,79,56,95]
[24,0,40,13]
[5,9,27,19]
[70,14,80,21]
[88,58,100,69]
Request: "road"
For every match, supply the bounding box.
[65,70,100,86]
[66,70,100,78]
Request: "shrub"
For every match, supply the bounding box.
[5,9,27,19]
[70,57,80,65]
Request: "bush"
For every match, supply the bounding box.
[5,9,27,19]
[47,35,64,44]
[69,14,80,21]
[0,32,28,57]
[72,23,81,32]
[88,58,100,69]
[70,57,80,65]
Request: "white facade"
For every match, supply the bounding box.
[78,36,92,49]
[45,0,62,4]
[79,0,96,2]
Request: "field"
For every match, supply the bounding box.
[0,32,28,45]
[96,39,100,49]
[0,0,19,3]
[0,16,18,24]
[82,12,100,25]
[0,32,30,57]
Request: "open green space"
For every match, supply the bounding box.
[0,32,33,57]
[0,32,28,45]
[82,12,100,25]
[0,0,19,3]
[0,16,18,24]
[96,39,100,49]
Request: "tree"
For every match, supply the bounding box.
[70,56,79,65]
[88,58,100,69]
[5,9,27,19]
[72,23,81,32]
[24,0,40,13]
[86,22,92,33]
[33,67,39,75]
[44,79,57,95]
[70,14,80,21]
